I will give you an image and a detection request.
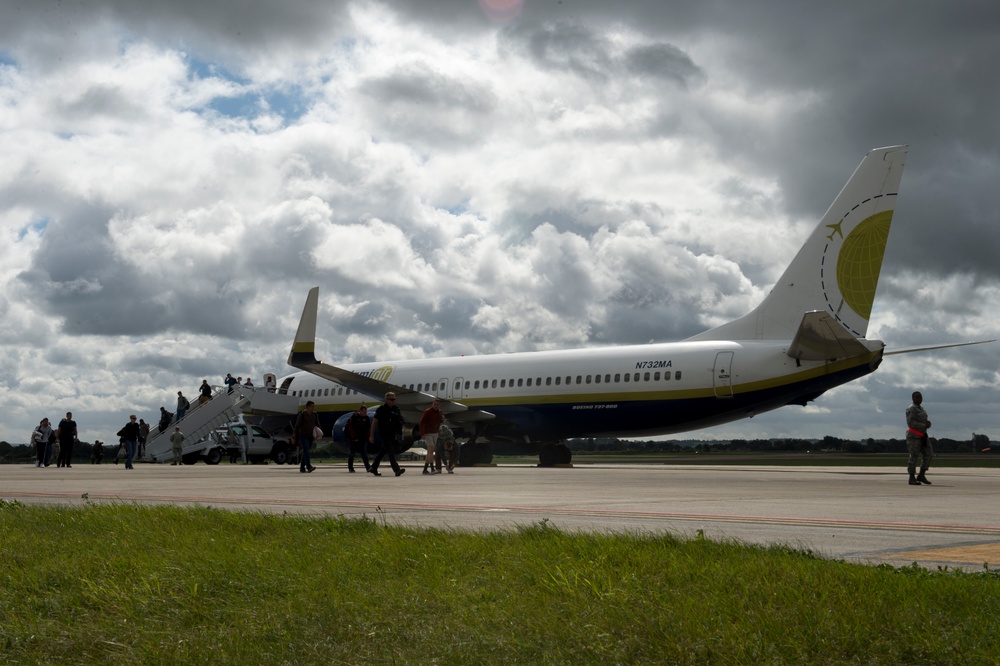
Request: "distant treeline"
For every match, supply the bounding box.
[1,433,994,464]
[0,440,109,465]
[566,433,994,454]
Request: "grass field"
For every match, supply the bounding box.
[3,500,999,665]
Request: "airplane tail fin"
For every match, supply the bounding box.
[689,145,907,342]
[288,286,320,367]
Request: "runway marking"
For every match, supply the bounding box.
[881,543,1000,565]
[7,490,1000,536]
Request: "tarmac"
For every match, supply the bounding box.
[3,461,1000,572]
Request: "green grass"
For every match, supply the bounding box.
[2,501,998,665]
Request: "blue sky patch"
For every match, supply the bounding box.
[186,56,309,123]
[19,218,50,241]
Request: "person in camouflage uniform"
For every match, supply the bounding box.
[905,391,933,486]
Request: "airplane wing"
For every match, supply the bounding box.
[287,287,496,425]
[786,311,873,362]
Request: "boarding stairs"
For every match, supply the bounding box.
[143,385,299,463]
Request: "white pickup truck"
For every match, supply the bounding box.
[184,420,296,465]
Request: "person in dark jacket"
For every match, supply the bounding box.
[292,401,319,474]
[55,412,78,468]
[346,405,371,473]
[368,393,405,477]
[118,414,141,470]
[158,407,172,433]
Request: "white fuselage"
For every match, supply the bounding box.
[277,339,881,442]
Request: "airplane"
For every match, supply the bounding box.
[267,145,989,466]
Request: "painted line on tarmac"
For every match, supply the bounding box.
[7,489,1000,537]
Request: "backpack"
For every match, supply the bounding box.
[181,397,190,410]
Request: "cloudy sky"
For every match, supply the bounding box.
[2,0,997,446]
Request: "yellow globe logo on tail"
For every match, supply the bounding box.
[836,210,894,320]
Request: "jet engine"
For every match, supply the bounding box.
[330,412,416,457]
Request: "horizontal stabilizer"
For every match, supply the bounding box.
[884,339,995,356]
[787,311,871,361]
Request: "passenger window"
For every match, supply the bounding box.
[555,377,561,385]
[644,372,650,381]
[576,376,582,384]
[518,378,523,387]
[654,372,660,381]
[664,372,670,381]
[526,378,532,387]
[546,377,552,386]
[634,373,640,382]
[500,379,506,388]
[675,371,682,380]
[492,379,497,388]
[614,373,620,382]
[593,374,599,384]
[623,374,629,383]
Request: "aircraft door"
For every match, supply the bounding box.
[713,351,734,398]
[452,377,464,400]
[437,378,449,399]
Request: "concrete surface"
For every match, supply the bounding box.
[3,461,999,572]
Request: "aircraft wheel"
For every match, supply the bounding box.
[538,444,557,467]
[555,444,572,465]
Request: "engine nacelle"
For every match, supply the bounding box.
[330,412,417,456]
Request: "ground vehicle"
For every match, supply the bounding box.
[184,420,296,465]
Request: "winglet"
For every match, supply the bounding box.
[288,287,320,367]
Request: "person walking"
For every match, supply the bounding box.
[55,412,78,468]
[420,399,443,475]
[346,405,371,473]
[369,392,406,477]
[32,418,53,468]
[292,401,319,473]
[170,426,185,465]
[118,414,141,470]
[199,379,213,405]
[158,407,172,433]
[176,391,190,421]
[138,418,150,459]
[905,391,933,485]
[439,424,459,473]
